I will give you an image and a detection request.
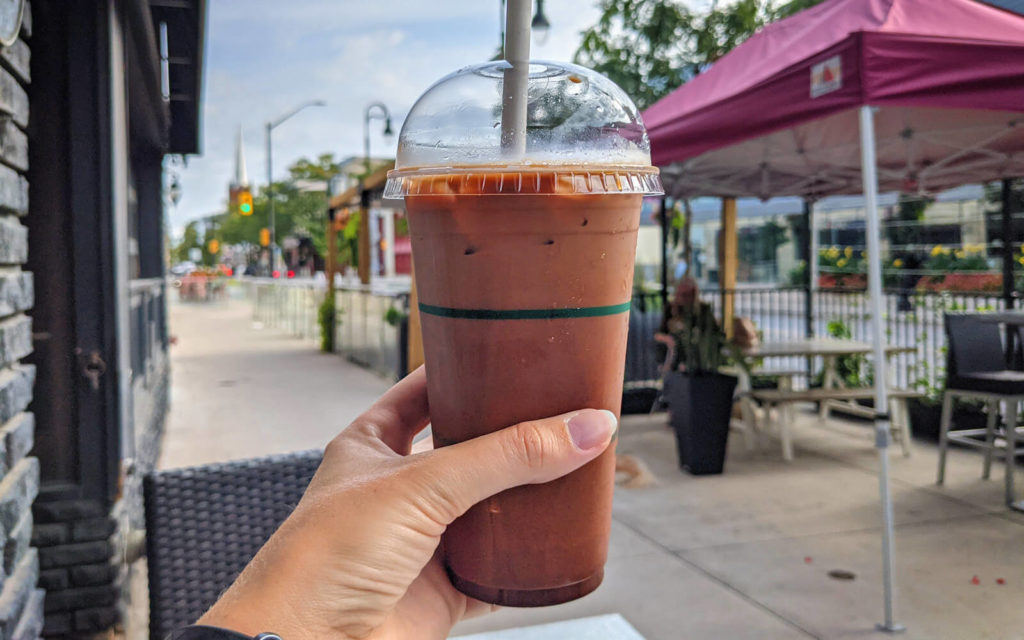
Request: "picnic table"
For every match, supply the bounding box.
[732,338,918,460]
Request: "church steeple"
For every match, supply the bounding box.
[231,127,249,189]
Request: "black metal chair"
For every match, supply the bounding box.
[144,450,323,640]
[937,313,1024,508]
[1015,324,1024,371]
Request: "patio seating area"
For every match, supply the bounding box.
[451,408,1024,639]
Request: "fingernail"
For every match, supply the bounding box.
[568,409,618,451]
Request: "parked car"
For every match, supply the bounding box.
[170,261,197,276]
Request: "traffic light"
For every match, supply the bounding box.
[238,188,253,216]
[208,239,220,254]
[259,228,270,246]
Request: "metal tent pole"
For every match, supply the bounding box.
[860,105,905,634]
[660,196,669,315]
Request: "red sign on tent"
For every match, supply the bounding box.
[810,55,841,98]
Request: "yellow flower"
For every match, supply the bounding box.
[836,258,848,268]
[860,251,867,259]
[892,259,903,268]
[827,247,840,260]
[954,249,965,259]
[1019,256,1024,266]
[844,246,853,259]
[931,245,944,257]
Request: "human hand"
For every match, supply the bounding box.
[197,367,617,639]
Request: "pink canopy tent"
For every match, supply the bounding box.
[645,0,1024,198]
[643,0,1024,632]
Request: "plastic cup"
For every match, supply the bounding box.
[385,61,662,607]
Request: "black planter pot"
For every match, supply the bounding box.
[907,398,991,442]
[621,387,659,415]
[666,372,738,475]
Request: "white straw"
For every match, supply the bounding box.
[500,0,531,158]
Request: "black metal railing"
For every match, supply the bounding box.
[701,285,1009,394]
[625,292,664,386]
[129,278,168,383]
[248,278,409,381]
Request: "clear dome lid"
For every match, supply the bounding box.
[384,60,662,198]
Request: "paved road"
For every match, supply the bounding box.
[159,293,392,469]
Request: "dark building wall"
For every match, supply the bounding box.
[0,3,48,639]
[26,1,122,635]
[17,0,194,633]
[24,0,171,635]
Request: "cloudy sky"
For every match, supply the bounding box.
[170,0,612,233]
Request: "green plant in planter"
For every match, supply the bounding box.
[827,319,871,387]
[318,289,338,353]
[384,305,407,328]
[668,300,736,373]
[664,299,743,475]
[809,318,871,388]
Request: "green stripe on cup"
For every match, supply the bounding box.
[418,301,631,320]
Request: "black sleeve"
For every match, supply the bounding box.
[167,625,261,640]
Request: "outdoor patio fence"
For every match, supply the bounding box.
[250,278,322,342]
[626,293,664,387]
[245,277,1011,396]
[704,286,1011,394]
[130,278,169,382]
[247,278,408,380]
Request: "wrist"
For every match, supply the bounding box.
[198,596,307,640]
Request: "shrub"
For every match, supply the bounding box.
[318,289,337,353]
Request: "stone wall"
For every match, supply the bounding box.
[0,4,44,639]
[31,499,118,637]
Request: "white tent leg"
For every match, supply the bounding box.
[860,105,905,634]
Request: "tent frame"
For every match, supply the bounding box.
[859,105,905,634]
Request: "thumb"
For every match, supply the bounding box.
[421,409,618,525]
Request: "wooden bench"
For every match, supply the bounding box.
[747,387,924,461]
[748,387,924,403]
[724,367,806,452]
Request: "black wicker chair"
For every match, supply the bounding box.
[937,313,1024,508]
[144,450,323,640]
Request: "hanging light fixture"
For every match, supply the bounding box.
[531,0,550,45]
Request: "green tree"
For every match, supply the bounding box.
[288,153,343,183]
[201,223,219,266]
[574,0,826,110]
[575,0,694,110]
[770,0,824,19]
[213,153,345,266]
[171,220,202,264]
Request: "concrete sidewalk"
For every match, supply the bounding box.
[159,294,392,469]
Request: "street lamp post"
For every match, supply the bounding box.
[360,102,393,285]
[363,102,393,176]
[265,99,325,273]
[499,0,552,54]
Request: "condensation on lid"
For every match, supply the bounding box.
[384,166,663,198]
[389,59,656,176]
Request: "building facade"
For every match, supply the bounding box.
[0,1,203,636]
